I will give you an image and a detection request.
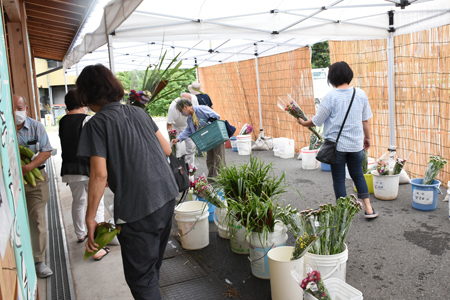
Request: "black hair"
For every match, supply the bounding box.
[75,64,124,107]
[64,89,81,111]
[327,61,353,87]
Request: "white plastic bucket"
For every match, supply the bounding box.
[303,244,348,282]
[174,201,209,250]
[268,246,304,300]
[213,205,231,239]
[247,223,288,279]
[230,221,249,254]
[302,148,319,170]
[279,139,295,159]
[237,135,252,155]
[304,278,363,300]
[273,138,286,157]
[371,170,400,200]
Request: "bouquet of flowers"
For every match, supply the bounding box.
[422,156,447,185]
[300,271,331,300]
[84,222,121,260]
[297,195,362,255]
[277,94,321,139]
[393,151,411,175]
[376,159,389,175]
[193,175,226,209]
[278,205,322,260]
[168,129,178,155]
[188,164,197,177]
[239,123,254,135]
[291,232,318,260]
[127,90,151,108]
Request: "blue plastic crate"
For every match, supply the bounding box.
[190,120,229,152]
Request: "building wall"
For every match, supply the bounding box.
[35,58,77,88]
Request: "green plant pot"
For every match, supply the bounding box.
[353,174,374,194]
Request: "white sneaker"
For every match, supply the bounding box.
[35,262,53,278]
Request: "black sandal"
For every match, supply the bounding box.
[94,247,110,261]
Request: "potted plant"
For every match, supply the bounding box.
[213,157,290,279]
[281,196,363,282]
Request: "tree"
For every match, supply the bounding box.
[311,41,331,68]
[116,68,197,116]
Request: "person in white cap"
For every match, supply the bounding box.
[188,82,214,109]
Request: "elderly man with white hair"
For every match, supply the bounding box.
[166,94,198,164]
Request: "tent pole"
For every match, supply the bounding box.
[64,70,68,94]
[254,44,263,131]
[387,31,395,147]
[107,34,116,74]
[105,8,115,74]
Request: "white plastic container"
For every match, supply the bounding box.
[275,138,289,157]
[279,139,295,159]
[174,201,209,250]
[230,221,249,254]
[302,148,319,169]
[371,170,400,200]
[213,204,231,239]
[236,135,252,155]
[303,244,348,282]
[273,138,284,157]
[267,246,304,300]
[247,223,288,279]
[304,278,363,300]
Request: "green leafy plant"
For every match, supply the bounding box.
[123,50,197,113]
[212,156,290,241]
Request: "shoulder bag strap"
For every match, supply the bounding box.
[335,87,356,145]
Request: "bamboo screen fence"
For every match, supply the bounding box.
[198,47,315,152]
[330,24,450,187]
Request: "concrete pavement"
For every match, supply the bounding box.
[40,120,450,300]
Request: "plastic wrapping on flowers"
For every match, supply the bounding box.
[422,156,447,185]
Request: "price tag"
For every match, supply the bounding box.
[374,180,385,190]
[413,189,434,205]
[309,283,318,292]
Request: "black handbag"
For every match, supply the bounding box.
[169,153,190,192]
[316,88,356,165]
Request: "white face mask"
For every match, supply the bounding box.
[181,110,189,117]
[15,111,27,125]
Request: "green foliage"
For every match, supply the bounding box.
[212,156,289,236]
[311,41,331,68]
[116,68,196,116]
[116,70,146,92]
[145,68,196,116]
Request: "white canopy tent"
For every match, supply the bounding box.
[63,0,450,144]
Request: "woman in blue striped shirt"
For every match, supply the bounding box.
[298,61,378,219]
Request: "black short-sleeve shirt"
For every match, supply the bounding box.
[196,94,213,107]
[77,102,179,223]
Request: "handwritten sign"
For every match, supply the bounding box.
[413,189,434,205]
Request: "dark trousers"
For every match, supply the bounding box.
[117,199,175,300]
[330,150,369,200]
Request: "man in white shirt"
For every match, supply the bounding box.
[166,94,198,164]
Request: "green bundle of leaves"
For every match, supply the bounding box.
[117,50,197,116]
[84,222,121,260]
